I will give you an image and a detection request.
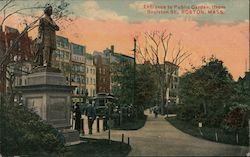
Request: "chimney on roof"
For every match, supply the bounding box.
[111,45,114,53]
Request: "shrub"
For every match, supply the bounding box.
[0,102,65,156]
[223,104,249,132]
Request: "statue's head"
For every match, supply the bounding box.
[44,5,52,16]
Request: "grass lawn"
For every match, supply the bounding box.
[64,138,131,157]
[113,115,147,130]
[167,117,248,146]
[25,138,131,157]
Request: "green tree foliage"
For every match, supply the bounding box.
[111,61,134,106]
[0,101,65,156]
[178,57,235,126]
[233,80,250,107]
[135,62,158,109]
[111,61,158,118]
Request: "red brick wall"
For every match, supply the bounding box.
[5,28,33,62]
[0,26,33,93]
[94,55,110,94]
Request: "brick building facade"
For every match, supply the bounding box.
[93,51,110,93]
[0,26,32,94]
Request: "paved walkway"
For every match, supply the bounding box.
[83,111,249,156]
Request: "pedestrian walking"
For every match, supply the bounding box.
[74,103,81,132]
[153,107,158,118]
[85,102,96,134]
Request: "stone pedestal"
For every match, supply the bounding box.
[16,67,79,144]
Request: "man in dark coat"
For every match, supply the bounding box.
[74,103,81,132]
[85,103,96,134]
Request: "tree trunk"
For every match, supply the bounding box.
[160,87,166,115]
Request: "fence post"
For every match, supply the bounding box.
[97,117,100,132]
[122,134,124,143]
[81,118,85,135]
[103,116,106,131]
[236,133,239,144]
[215,132,218,142]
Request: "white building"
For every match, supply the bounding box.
[54,36,87,105]
[85,53,96,97]
[8,61,32,87]
[164,61,179,105]
[70,42,86,104]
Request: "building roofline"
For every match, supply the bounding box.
[56,35,69,40]
[70,42,85,47]
[113,52,134,59]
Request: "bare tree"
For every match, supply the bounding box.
[136,30,191,114]
[0,0,72,103]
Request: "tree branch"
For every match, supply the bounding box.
[0,0,13,12]
[1,6,44,26]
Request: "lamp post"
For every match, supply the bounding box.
[133,38,136,107]
[108,101,111,144]
[166,99,170,118]
[131,38,137,119]
[106,95,114,144]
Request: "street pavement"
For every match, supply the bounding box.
[83,110,249,156]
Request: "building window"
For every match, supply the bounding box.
[87,67,89,74]
[75,88,79,94]
[19,78,22,86]
[10,40,13,46]
[80,66,84,72]
[77,76,80,83]
[65,52,69,60]
[86,77,88,84]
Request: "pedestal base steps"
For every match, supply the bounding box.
[62,129,81,146]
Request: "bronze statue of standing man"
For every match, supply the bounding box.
[34,5,59,67]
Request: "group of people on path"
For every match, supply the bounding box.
[74,101,96,135]
[150,106,159,118]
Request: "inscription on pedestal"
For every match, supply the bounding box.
[49,96,67,120]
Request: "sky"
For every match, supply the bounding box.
[0,0,249,79]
